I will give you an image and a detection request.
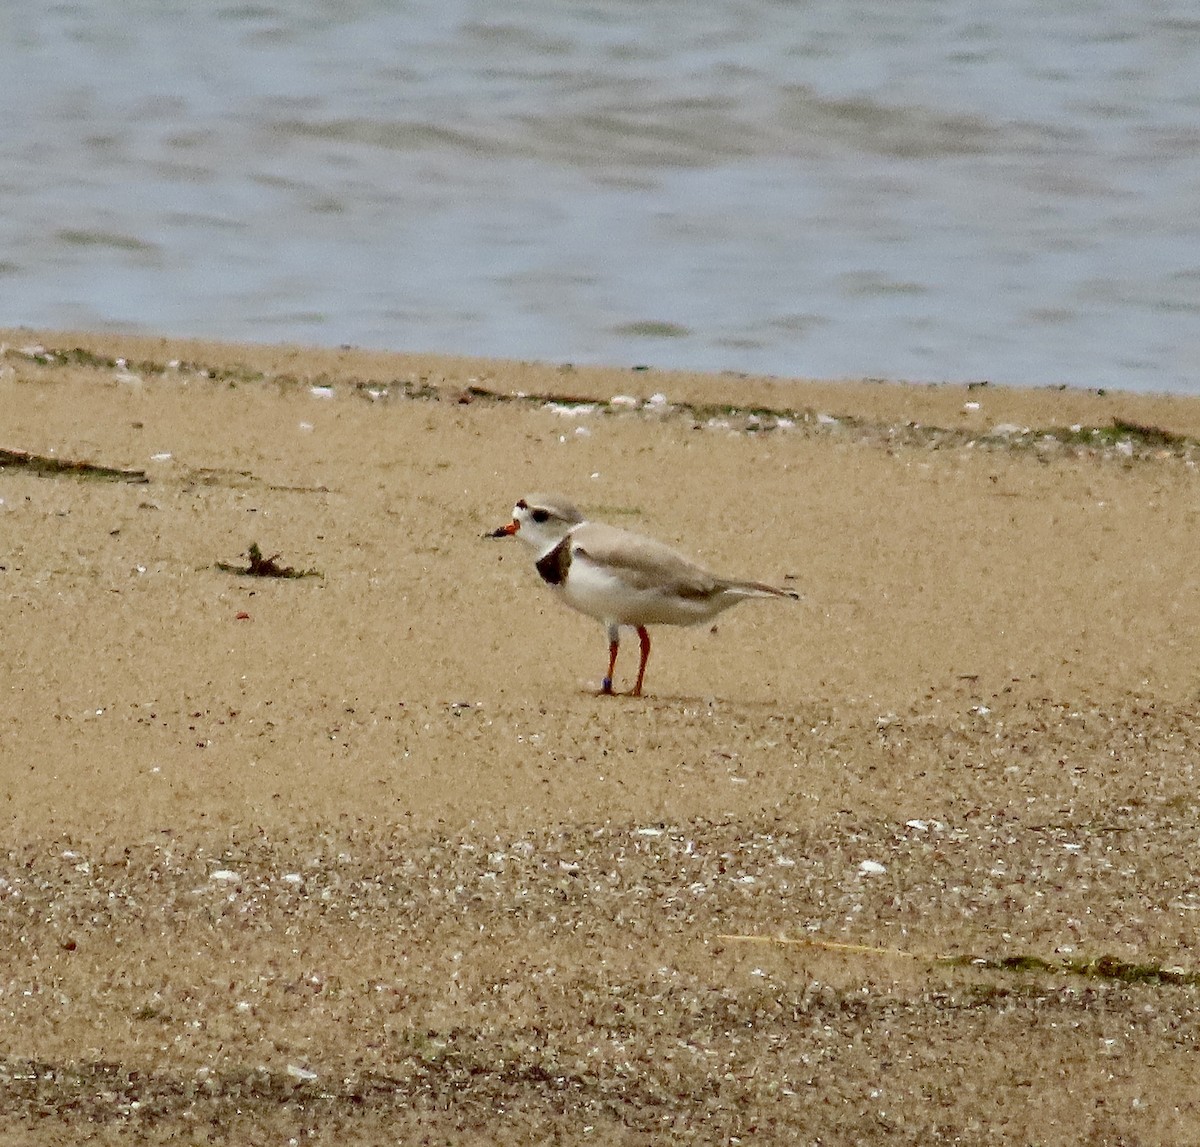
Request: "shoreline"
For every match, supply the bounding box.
[7,325,1200,435]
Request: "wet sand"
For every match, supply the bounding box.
[1,329,1199,1144]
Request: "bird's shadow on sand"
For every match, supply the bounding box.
[578,687,804,714]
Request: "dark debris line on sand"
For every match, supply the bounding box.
[0,446,148,483]
[718,934,1200,986]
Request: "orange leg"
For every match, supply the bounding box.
[602,635,619,694]
[632,626,652,697]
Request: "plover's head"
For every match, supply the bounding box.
[490,493,585,554]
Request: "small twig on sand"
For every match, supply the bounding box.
[217,542,321,579]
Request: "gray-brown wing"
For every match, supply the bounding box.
[570,523,724,598]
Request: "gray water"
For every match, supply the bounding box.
[4,2,1200,394]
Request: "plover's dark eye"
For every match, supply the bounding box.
[531,509,550,523]
[515,499,527,509]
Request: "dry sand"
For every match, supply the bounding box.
[1,329,1199,1144]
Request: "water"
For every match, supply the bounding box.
[3,1,1200,394]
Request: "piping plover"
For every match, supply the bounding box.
[490,493,798,696]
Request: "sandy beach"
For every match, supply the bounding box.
[1,329,1198,1143]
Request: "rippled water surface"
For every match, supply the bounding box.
[4,2,1200,392]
